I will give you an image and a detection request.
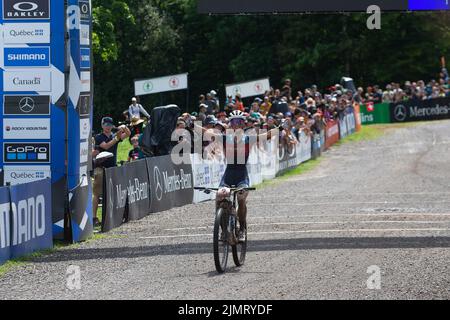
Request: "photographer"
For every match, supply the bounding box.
[92,117,131,227]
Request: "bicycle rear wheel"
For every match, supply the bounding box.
[232,222,247,267]
[213,208,229,273]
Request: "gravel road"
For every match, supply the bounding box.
[1,121,450,300]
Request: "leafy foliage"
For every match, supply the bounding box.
[91,0,450,130]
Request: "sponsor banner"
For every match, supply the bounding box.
[311,134,321,159]
[80,118,91,140]
[354,103,362,131]
[4,46,50,67]
[79,0,91,21]
[9,179,53,259]
[325,120,340,149]
[77,95,91,116]
[147,155,193,213]
[225,78,270,99]
[191,154,213,203]
[3,118,50,139]
[80,23,90,45]
[80,47,90,69]
[124,160,150,221]
[79,165,88,187]
[359,103,392,124]
[247,145,263,186]
[2,23,50,44]
[339,115,348,139]
[276,143,297,176]
[390,97,450,123]
[102,166,128,232]
[3,166,51,186]
[319,129,326,152]
[0,186,11,265]
[3,70,51,92]
[3,0,50,20]
[3,95,50,115]
[69,182,92,242]
[102,160,151,232]
[79,141,88,164]
[345,111,356,134]
[298,131,312,163]
[134,73,188,96]
[4,142,50,163]
[261,137,278,180]
[80,71,91,92]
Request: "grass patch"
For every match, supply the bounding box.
[335,126,384,146]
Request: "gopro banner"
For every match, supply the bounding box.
[147,155,194,213]
[390,97,450,123]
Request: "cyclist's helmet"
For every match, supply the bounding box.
[229,110,246,120]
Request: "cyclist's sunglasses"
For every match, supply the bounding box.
[230,118,245,126]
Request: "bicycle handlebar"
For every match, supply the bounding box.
[194,187,256,192]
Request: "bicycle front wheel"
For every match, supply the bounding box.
[213,208,229,273]
[232,223,247,267]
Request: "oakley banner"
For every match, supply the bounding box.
[147,155,194,213]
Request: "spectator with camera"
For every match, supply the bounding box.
[92,117,131,227]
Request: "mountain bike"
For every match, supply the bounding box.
[194,186,256,273]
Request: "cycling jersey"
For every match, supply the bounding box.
[219,134,251,188]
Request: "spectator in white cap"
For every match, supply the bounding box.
[210,90,220,111]
[128,97,150,120]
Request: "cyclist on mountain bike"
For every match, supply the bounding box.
[214,110,277,242]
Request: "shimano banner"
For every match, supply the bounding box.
[9,179,53,259]
[0,186,11,265]
[390,97,450,123]
[147,156,194,213]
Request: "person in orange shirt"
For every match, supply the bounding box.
[234,94,244,111]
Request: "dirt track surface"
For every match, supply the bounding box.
[1,121,450,300]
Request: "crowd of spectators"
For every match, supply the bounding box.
[357,68,450,104]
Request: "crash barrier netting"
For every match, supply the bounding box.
[0,179,53,266]
[101,107,357,232]
[360,97,450,125]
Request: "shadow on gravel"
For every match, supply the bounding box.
[30,236,450,263]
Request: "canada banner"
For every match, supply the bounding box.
[325,120,340,149]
